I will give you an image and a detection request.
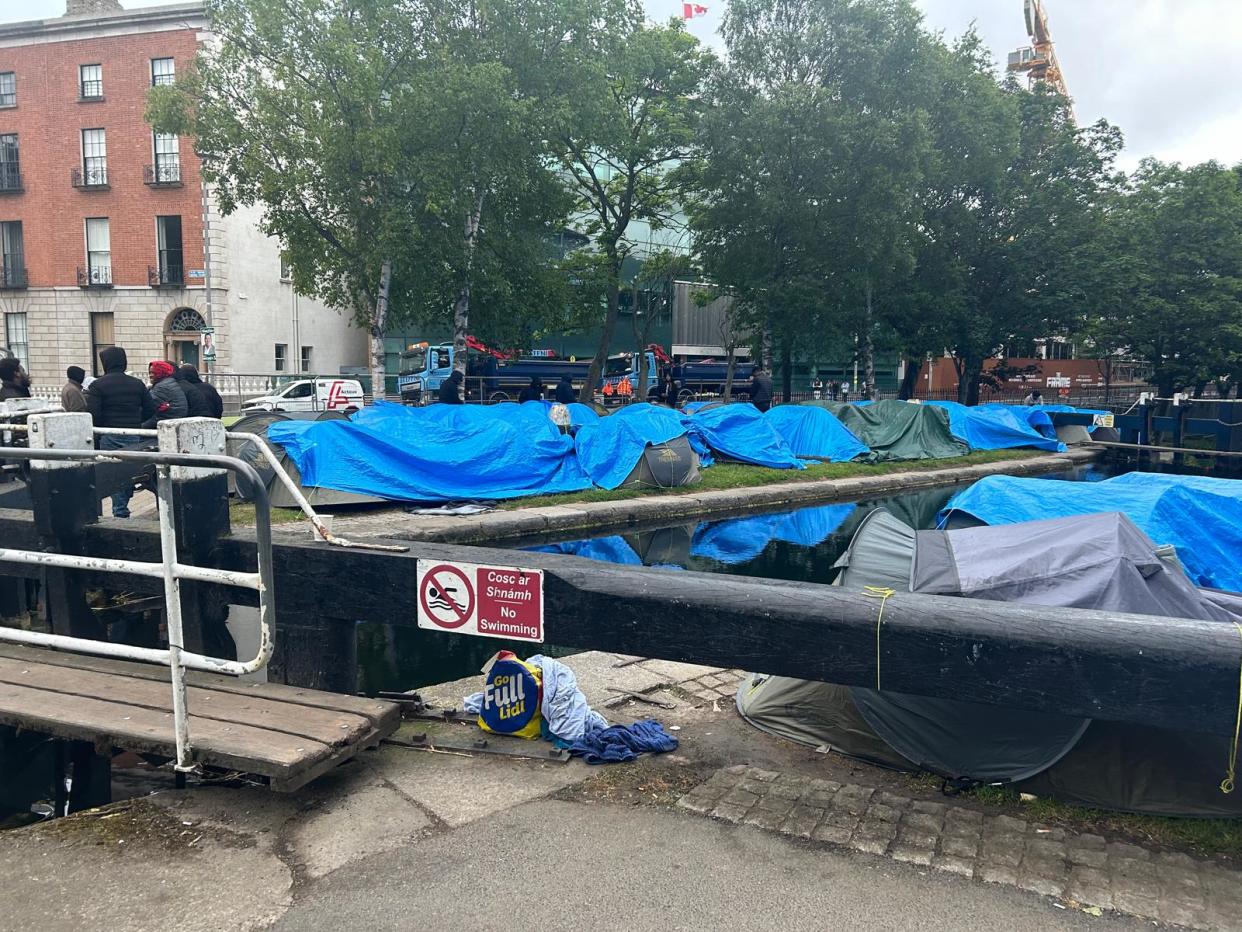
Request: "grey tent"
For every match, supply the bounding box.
[737,509,1242,815]
[227,411,386,508]
[617,435,700,490]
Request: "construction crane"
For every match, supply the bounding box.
[1007,0,1072,109]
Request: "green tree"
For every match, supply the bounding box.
[691,0,934,401]
[1092,161,1242,398]
[560,19,714,403]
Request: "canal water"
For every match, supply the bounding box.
[354,462,1112,693]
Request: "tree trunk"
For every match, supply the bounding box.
[863,277,877,400]
[630,281,648,403]
[761,315,774,371]
[780,338,792,403]
[580,255,621,405]
[897,358,920,400]
[451,192,486,396]
[1102,357,1113,404]
[957,354,981,406]
[723,348,737,403]
[369,260,392,402]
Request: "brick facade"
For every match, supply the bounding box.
[0,2,367,390]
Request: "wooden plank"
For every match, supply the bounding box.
[0,680,333,775]
[0,644,397,730]
[0,656,376,747]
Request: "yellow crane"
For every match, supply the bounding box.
[1007,0,1073,110]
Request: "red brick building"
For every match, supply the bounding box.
[0,0,365,393]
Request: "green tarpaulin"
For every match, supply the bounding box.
[802,400,968,462]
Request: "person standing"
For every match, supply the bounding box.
[749,365,773,413]
[840,380,851,403]
[518,376,544,403]
[60,366,89,412]
[86,347,155,518]
[173,366,211,418]
[438,370,464,404]
[143,360,188,428]
[554,374,576,404]
[0,358,31,400]
[178,365,224,418]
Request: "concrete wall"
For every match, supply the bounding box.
[217,201,367,375]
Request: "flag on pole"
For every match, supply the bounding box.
[682,3,708,18]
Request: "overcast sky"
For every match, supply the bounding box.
[6,0,1240,171]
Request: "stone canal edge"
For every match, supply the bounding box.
[331,446,1102,545]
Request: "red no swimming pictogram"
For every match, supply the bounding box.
[419,564,475,629]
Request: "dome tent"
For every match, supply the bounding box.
[227,411,386,508]
[737,509,1242,815]
[573,403,701,491]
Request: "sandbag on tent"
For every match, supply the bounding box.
[228,411,386,508]
[923,401,1064,453]
[689,404,804,469]
[939,472,1242,592]
[764,405,870,461]
[268,400,592,503]
[690,503,856,566]
[573,403,700,490]
[805,399,969,462]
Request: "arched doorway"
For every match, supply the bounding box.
[164,307,206,367]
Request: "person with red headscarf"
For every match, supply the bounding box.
[142,360,188,428]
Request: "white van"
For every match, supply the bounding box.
[241,378,365,413]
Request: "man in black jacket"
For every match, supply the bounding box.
[86,346,155,517]
[179,365,224,418]
[749,365,773,412]
[438,370,464,404]
[0,357,31,400]
[174,366,211,418]
[554,375,576,404]
[143,361,187,428]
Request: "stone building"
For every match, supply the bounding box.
[0,0,366,396]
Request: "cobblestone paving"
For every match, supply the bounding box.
[677,766,1242,931]
[679,671,742,705]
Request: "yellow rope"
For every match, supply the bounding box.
[1222,622,1242,794]
[864,586,897,691]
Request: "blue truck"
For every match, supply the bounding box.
[397,342,659,404]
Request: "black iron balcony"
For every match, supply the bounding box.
[79,80,104,100]
[77,265,112,287]
[148,263,183,287]
[71,166,109,189]
[144,161,182,186]
[0,166,20,193]
[0,265,27,289]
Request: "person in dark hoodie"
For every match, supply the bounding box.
[179,365,224,418]
[173,365,211,418]
[518,376,544,403]
[86,346,155,518]
[748,364,773,412]
[143,360,187,428]
[438,370,464,404]
[554,374,576,404]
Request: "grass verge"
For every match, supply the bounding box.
[957,782,1242,861]
[499,449,1047,510]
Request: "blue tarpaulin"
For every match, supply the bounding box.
[764,406,870,462]
[690,503,857,565]
[939,472,1242,591]
[574,403,694,490]
[689,404,804,470]
[268,400,592,503]
[528,536,643,565]
[566,403,600,427]
[924,401,1065,452]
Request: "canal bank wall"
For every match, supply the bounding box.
[330,447,1102,546]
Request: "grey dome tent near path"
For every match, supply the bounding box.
[737,509,1242,817]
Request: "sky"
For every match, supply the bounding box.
[5,0,1241,171]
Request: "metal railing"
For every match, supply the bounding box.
[77,264,112,287]
[144,161,182,186]
[71,166,109,189]
[148,262,184,287]
[0,165,21,193]
[0,264,26,288]
[0,437,275,773]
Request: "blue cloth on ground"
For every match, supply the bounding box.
[569,719,680,765]
[574,403,696,490]
[924,401,1065,452]
[268,400,592,503]
[689,404,804,469]
[462,654,609,742]
[939,472,1242,591]
[764,406,870,461]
